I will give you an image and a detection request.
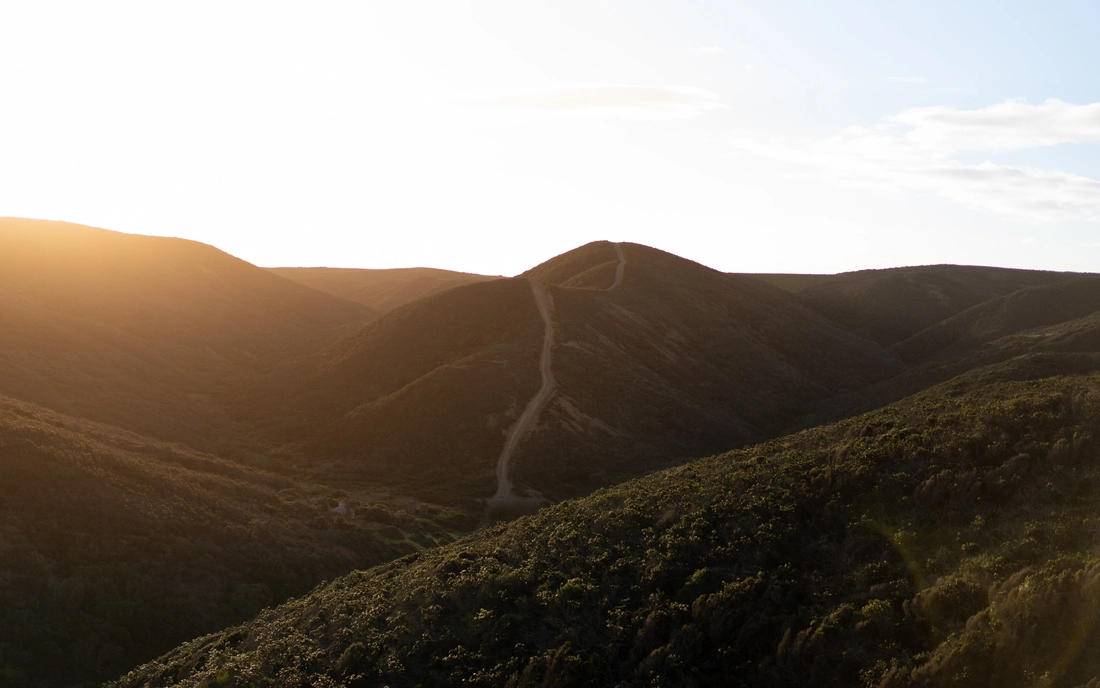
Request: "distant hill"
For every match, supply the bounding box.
[793,265,1076,346]
[0,393,467,687]
[245,241,903,503]
[514,242,904,498]
[893,276,1100,363]
[745,272,839,293]
[267,266,497,313]
[807,277,1100,426]
[0,218,373,455]
[243,277,545,503]
[114,368,1100,688]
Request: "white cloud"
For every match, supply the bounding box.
[890,76,926,84]
[690,46,724,55]
[894,98,1100,151]
[456,85,727,120]
[729,99,1100,222]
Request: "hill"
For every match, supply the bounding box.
[807,278,1100,427]
[267,266,497,313]
[245,241,903,504]
[0,218,374,456]
[113,367,1100,688]
[0,393,470,687]
[745,272,838,293]
[794,265,1076,346]
[513,242,904,498]
[241,277,546,503]
[893,276,1100,364]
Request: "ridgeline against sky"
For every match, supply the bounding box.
[1,1,1097,275]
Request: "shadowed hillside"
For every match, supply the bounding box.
[113,368,1100,688]
[0,393,470,688]
[242,277,545,503]
[894,276,1100,363]
[794,265,1076,346]
[0,219,374,456]
[244,242,903,504]
[267,266,496,313]
[807,278,1100,427]
[747,272,839,293]
[515,242,904,498]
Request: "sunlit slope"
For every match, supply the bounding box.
[796,264,1076,346]
[114,370,1100,688]
[268,266,496,313]
[0,218,373,452]
[0,392,460,688]
[515,241,904,497]
[243,277,545,501]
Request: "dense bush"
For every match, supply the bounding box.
[0,395,467,687]
[115,373,1100,687]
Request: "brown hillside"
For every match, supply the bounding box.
[514,242,905,497]
[796,264,1076,346]
[240,242,904,503]
[267,266,496,313]
[0,218,373,454]
[893,276,1100,363]
[242,277,545,503]
[0,392,463,687]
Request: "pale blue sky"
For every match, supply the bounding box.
[1,1,1097,274]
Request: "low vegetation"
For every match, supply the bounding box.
[267,266,495,314]
[0,394,469,687]
[115,368,1100,687]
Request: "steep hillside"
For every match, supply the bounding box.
[796,265,1075,346]
[515,242,904,498]
[807,278,1100,426]
[0,393,468,688]
[242,277,545,503]
[114,369,1100,688]
[267,266,496,313]
[0,218,373,454]
[247,242,902,504]
[893,276,1100,364]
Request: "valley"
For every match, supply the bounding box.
[2,218,1099,686]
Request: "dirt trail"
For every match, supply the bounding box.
[611,243,626,289]
[487,280,555,516]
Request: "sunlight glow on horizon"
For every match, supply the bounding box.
[1,1,1098,276]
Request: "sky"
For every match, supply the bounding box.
[1,1,1098,275]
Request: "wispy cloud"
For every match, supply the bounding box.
[729,99,1100,222]
[890,76,926,84]
[690,46,724,55]
[456,85,726,120]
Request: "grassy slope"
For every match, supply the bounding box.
[0,218,373,457]
[807,279,1100,427]
[893,276,1100,364]
[242,277,544,503]
[267,267,496,314]
[0,393,480,688]
[245,242,903,503]
[515,242,904,498]
[114,366,1100,688]
[745,273,839,293]
[796,265,1077,346]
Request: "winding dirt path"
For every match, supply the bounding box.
[611,243,626,289]
[487,280,556,513]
